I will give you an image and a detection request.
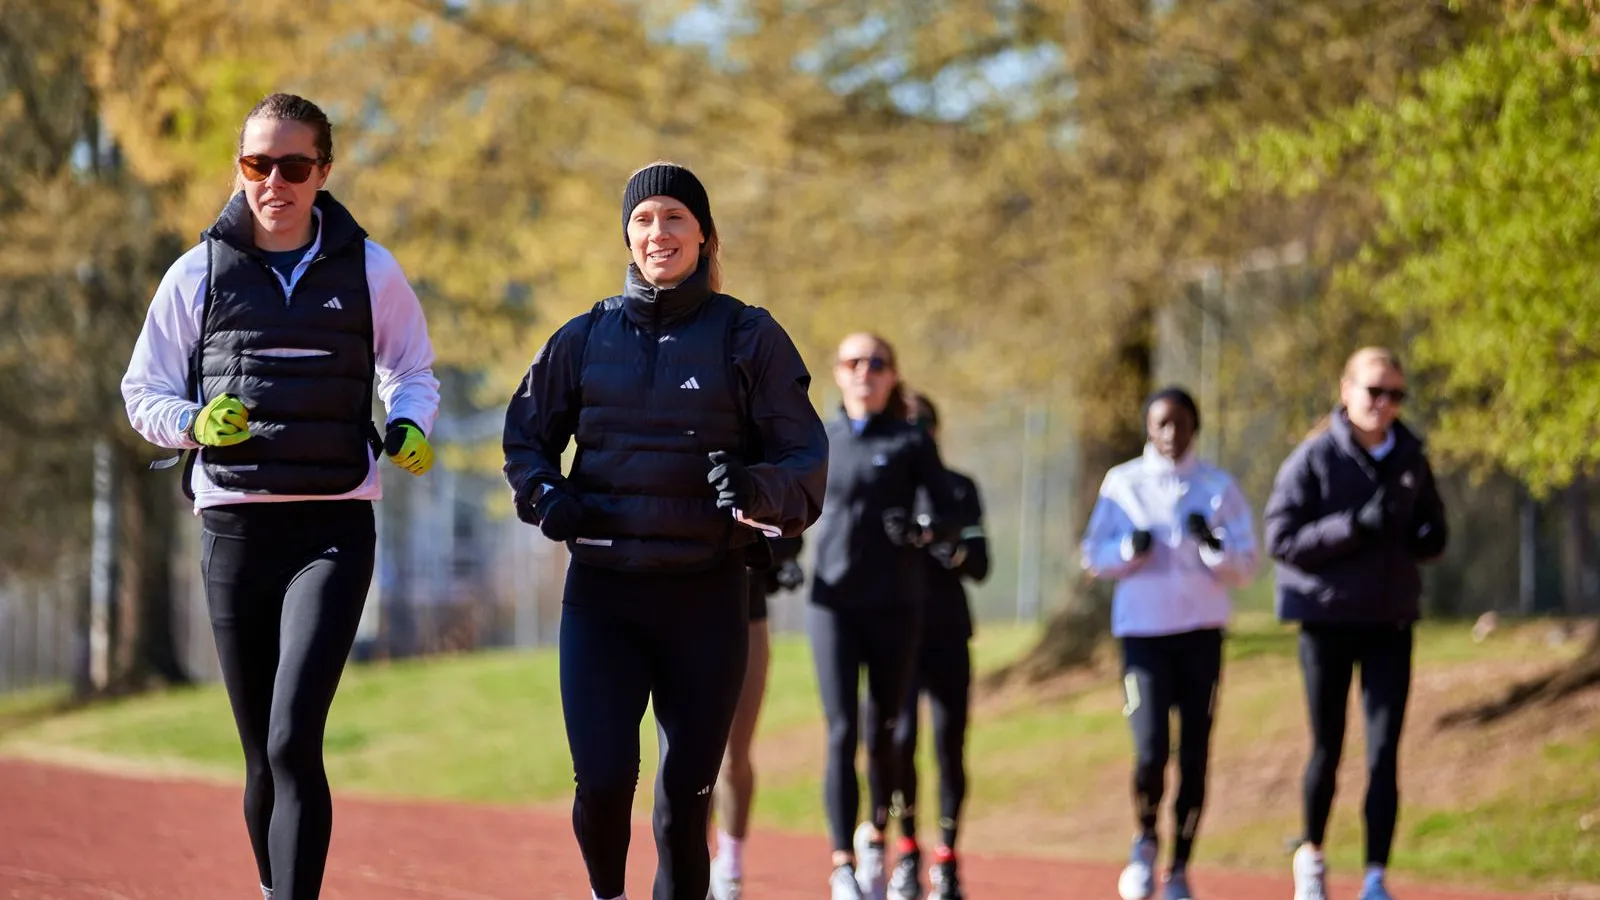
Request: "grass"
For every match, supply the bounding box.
[2,616,1595,892]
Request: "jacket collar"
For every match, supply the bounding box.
[204,190,367,258]
[1328,405,1420,474]
[622,258,713,332]
[833,406,900,437]
[1142,441,1199,476]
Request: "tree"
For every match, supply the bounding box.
[1231,4,1600,714]
[0,0,192,693]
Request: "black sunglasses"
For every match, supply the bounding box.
[1365,385,1407,404]
[837,356,889,373]
[238,154,326,184]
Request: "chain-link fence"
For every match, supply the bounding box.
[4,259,1595,693]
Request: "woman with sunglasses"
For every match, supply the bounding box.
[881,392,990,900]
[1080,386,1259,900]
[1264,347,1448,900]
[121,93,440,900]
[807,333,961,900]
[503,160,828,900]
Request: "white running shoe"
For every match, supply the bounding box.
[853,823,888,900]
[832,863,867,900]
[1293,846,1328,900]
[709,856,742,900]
[1118,835,1159,900]
[927,857,964,900]
[888,849,921,900]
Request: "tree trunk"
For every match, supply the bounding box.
[1439,622,1600,726]
[989,308,1153,685]
[1560,476,1594,615]
[109,440,190,693]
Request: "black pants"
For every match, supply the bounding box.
[1299,622,1413,866]
[1120,628,1223,868]
[808,603,921,853]
[892,637,970,851]
[560,560,749,900]
[201,500,376,900]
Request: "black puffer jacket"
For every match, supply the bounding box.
[1265,409,1448,625]
[809,410,960,611]
[503,262,828,573]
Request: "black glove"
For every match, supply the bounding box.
[774,559,805,591]
[1130,529,1154,555]
[1356,486,1387,535]
[707,451,755,511]
[929,541,968,570]
[516,483,584,543]
[1185,513,1223,551]
[883,508,912,546]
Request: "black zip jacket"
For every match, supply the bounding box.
[809,410,961,612]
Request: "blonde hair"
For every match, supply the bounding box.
[1305,346,1406,438]
[836,332,908,420]
[629,159,722,292]
[1342,346,1404,381]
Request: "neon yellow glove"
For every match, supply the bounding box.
[383,421,433,476]
[191,394,251,447]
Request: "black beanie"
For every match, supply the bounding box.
[622,163,713,246]
[1144,385,1201,431]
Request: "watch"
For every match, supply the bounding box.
[178,406,199,440]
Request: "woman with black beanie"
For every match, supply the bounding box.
[502,160,829,900]
[1081,386,1260,900]
[1265,347,1448,900]
[807,332,961,900]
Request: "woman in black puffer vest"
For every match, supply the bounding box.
[502,161,828,900]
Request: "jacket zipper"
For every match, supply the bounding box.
[645,285,662,389]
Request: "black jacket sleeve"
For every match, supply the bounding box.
[910,429,962,544]
[770,535,804,563]
[1264,439,1368,570]
[956,474,990,582]
[502,313,588,504]
[731,308,829,538]
[1408,456,1449,561]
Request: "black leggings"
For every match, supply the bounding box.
[560,561,749,900]
[891,637,970,851]
[201,500,376,900]
[808,603,921,853]
[1299,622,1413,866]
[1120,628,1223,868]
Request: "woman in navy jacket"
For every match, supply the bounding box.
[1264,347,1448,900]
[503,161,828,900]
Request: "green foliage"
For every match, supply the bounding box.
[1231,12,1600,494]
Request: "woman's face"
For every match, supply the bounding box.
[627,196,703,286]
[238,117,328,246]
[1147,398,1196,461]
[834,334,896,415]
[1341,359,1407,435]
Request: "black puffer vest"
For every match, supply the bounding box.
[567,261,755,573]
[190,191,380,497]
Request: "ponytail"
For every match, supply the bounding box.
[884,383,909,421]
[1305,414,1333,440]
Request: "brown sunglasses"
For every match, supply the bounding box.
[238,154,326,184]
